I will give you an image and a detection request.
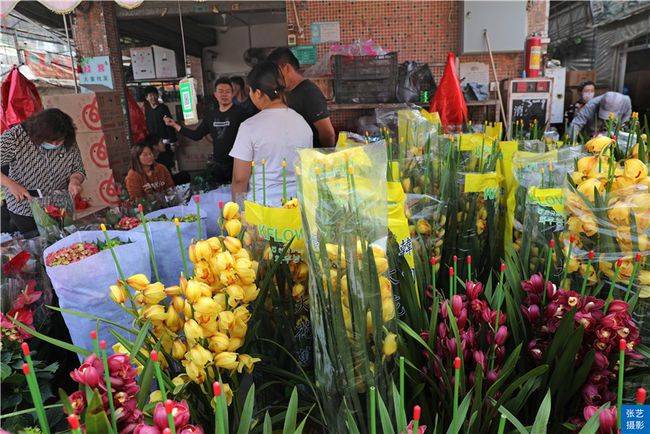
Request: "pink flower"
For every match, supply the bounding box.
[451,295,463,317]
[486,369,499,384]
[607,300,628,314]
[153,400,190,429]
[405,420,427,434]
[522,274,544,294]
[521,305,541,323]
[178,426,204,434]
[473,350,486,370]
[68,391,86,415]
[494,326,508,346]
[133,424,161,434]
[597,407,617,434]
[70,354,103,388]
[465,281,483,300]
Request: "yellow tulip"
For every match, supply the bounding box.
[182,359,206,384]
[208,332,230,353]
[379,276,392,300]
[171,340,186,360]
[236,268,256,286]
[217,311,235,331]
[233,248,250,261]
[234,258,253,274]
[283,198,299,209]
[200,319,219,337]
[233,305,251,323]
[194,260,215,285]
[164,285,181,296]
[142,304,167,322]
[222,202,239,220]
[186,344,212,367]
[624,158,648,182]
[149,390,163,403]
[291,262,309,281]
[224,219,242,237]
[194,240,213,262]
[185,280,210,304]
[222,383,233,406]
[165,305,183,332]
[172,374,188,387]
[237,354,261,374]
[227,337,243,352]
[585,135,613,154]
[184,319,204,343]
[230,318,247,339]
[223,237,242,255]
[243,284,260,303]
[416,219,432,235]
[401,178,411,192]
[215,251,235,272]
[611,176,635,192]
[326,244,346,268]
[194,296,220,315]
[382,332,398,357]
[188,244,197,263]
[242,231,253,247]
[608,200,630,226]
[109,284,127,304]
[382,298,395,322]
[292,283,305,299]
[577,178,604,202]
[126,274,150,291]
[143,282,166,305]
[226,285,244,307]
[214,351,239,370]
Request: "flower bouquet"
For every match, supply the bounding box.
[30,191,74,242]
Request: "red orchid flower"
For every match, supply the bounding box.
[2,250,30,276]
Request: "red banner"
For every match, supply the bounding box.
[23,50,74,80]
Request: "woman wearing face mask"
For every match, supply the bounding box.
[124,141,175,201]
[0,108,85,235]
[229,61,312,204]
[580,81,596,103]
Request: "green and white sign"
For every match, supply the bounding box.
[179,77,198,125]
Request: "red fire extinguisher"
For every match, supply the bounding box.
[525,35,542,78]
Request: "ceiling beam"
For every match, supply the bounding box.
[146,18,214,47]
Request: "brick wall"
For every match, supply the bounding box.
[286,0,549,129]
[72,1,131,180]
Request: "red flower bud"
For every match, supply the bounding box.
[453,255,458,263]
[218,200,224,209]
[453,356,461,370]
[588,250,595,261]
[90,330,97,340]
[466,255,472,265]
[569,234,576,243]
[193,194,200,204]
[635,252,642,262]
[549,239,555,248]
[22,363,29,375]
[449,267,455,277]
[137,203,144,213]
[616,258,623,267]
[213,381,221,396]
[429,256,437,265]
[413,405,421,421]
[67,414,80,429]
[21,342,30,356]
[637,387,647,405]
[451,295,463,317]
[500,263,506,273]
[495,325,508,346]
[150,350,158,362]
[99,340,106,350]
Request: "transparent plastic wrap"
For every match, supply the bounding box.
[30,191,75,242]
[43,230,149,353]
[296,143,395,432]
[242,198,312,367]
[138,205,208,286]
[376,106,439,162]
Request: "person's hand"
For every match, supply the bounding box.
[68,180,82,198]
[163,116,177,127]
[7,182,30,202]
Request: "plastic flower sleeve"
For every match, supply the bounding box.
[43,230,149,354]
[296,143,395,432]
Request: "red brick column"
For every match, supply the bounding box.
[72,1,131,179]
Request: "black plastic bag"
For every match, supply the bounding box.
[397,61,436,103]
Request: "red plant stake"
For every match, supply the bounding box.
[412,405,421,434]
[636,388,647,405]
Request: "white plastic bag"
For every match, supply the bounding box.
[138,205,207,286]
[43,230,150,354]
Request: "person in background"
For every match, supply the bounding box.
[144,86,178,169]
[124,142,174,201]
[569,91,632,139]
[267,47,335,148]
[0,109,85,235]
[230,75,258,118]
[580,81,596,104]
[165,77,243,185]
[229,61,312,204]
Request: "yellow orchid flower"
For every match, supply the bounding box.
[126,274,150,291]
[214,351,239,370]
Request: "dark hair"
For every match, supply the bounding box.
[214,77,232,89]
[580,81,596,91]
[21,108,76,149]
[247,61,285,101]
[144,86,159,96]
[130,142,156,175]
[230,76,245,88]
[267,47,300,70]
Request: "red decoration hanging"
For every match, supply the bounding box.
[126,88,148,143]
[1,67,43,133]
[429,52,467,131]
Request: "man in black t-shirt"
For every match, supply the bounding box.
[268,47,335,148]
[165,78,243,184]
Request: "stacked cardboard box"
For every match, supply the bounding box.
[43,92,128,208]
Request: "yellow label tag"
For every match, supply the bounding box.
[464,172,499,194]
[244,201,305,250]
[386,181,414,268]
[336,132,349,148]
[527,187,565,214]
[458,133,488,151]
